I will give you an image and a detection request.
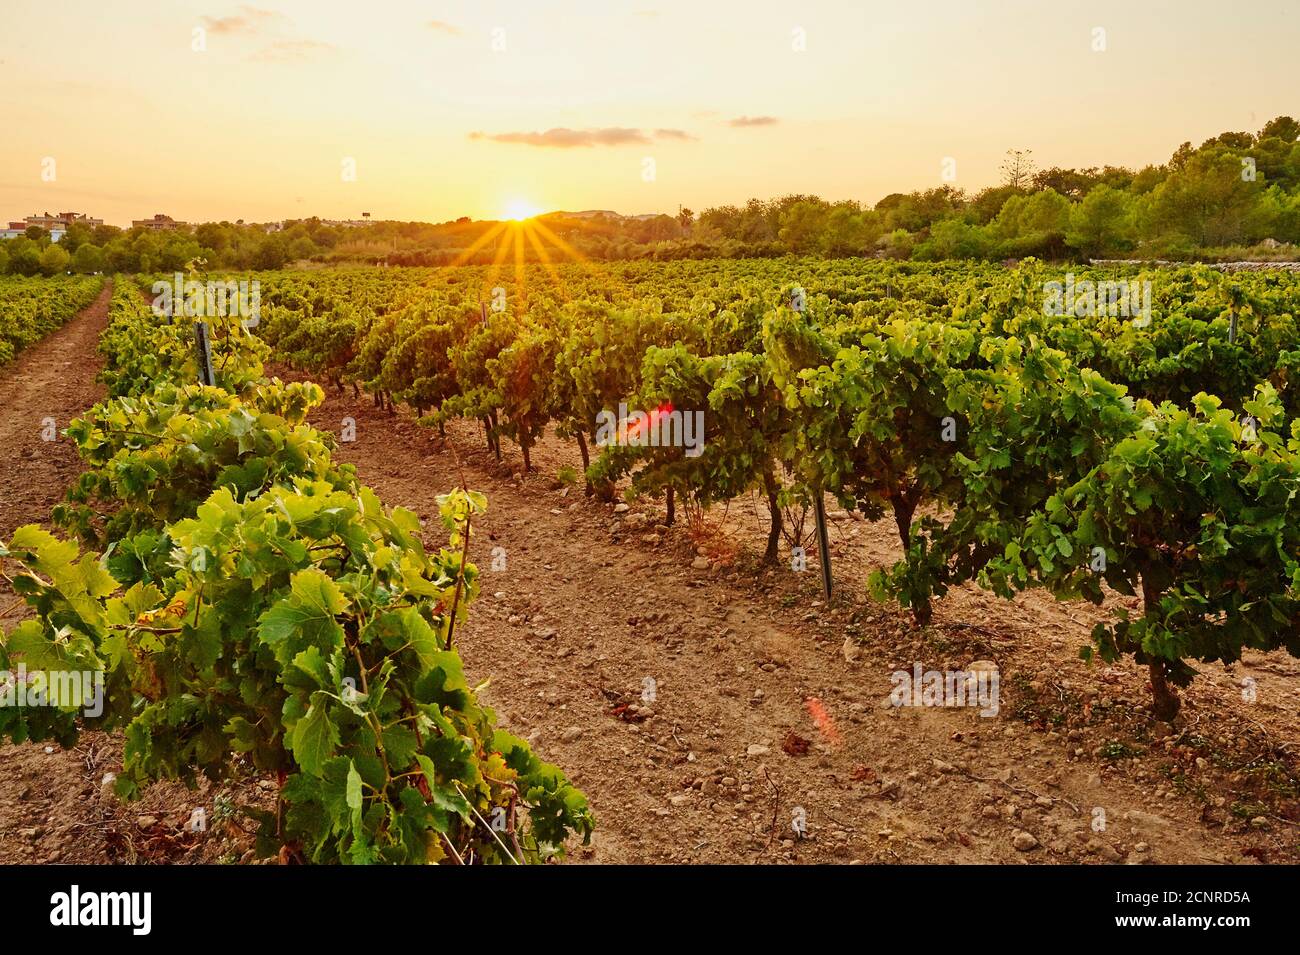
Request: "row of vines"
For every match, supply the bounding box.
[0,280,593,863]
[246,257,1300,721]
[0,274,105,365]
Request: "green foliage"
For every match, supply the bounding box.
[1,276,592,864]
[0,274,104,365]
[227,258,1300,718]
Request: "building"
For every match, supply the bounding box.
[1,211,101,241]
[132,213,189,231]
[320,216,374,228]
[25,211,104,231]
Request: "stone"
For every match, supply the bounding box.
[1013,831,1039,852]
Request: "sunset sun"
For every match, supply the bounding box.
[503,198,543,221]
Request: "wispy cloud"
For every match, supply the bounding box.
[201,5,282,36]
[426,20,461,35]
[470,127,695,148]
[727,115,779,127]
[247,39,338,63]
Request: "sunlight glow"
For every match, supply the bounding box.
[503,199,543,221]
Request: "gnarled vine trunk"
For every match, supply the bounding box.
[763,468,781,565]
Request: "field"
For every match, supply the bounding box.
[1,259,1299,865]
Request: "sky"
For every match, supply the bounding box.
[1,0,1297,226]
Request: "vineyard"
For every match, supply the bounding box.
[1,279,592,864]
[0,275,105,366]
[248,258,1300,723]
[2,257,1299,865]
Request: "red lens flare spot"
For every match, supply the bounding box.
[804,696,840,748]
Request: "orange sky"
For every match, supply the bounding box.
[1,0,1296,226]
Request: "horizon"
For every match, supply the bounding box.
[3,0,1297,227]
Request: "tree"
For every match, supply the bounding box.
[195,222,232,256]
[914,219,991,260]
[992,189,1071,239]
[0,245,8,274]
[676,207,694,230]
[10,246,40,276]
[72,243,104,274]
[1142,151,1270,246]
[966,185,1022,224]
[821,205,878,256]
[288,236,318,261]
[1259,115,1300,145]
[254,235,289,270]
[876,187,965,232]
[778,200,830,253]
[1001,149,1036,189]
[39,243,71,275]
[1065,184,1135,258]
[1031,166,1089,199]
[91,224,121,246]
[104,238,139,273]
[62,222,92,253]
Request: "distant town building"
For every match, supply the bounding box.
[25,211,104,230]
[132,213,189,231]
[320,217,375,228]
[0,211,102,241]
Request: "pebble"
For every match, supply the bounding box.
[1013,831,1039,852]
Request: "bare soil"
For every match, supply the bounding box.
[1,298,1296,864]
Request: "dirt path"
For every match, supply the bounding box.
[0,282,121,863]
[0,281,111,542]
[298,384,1288,865]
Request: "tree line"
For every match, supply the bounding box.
[2,115,1296,274]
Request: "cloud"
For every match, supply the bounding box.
[653,128,697,141]
[247,40,338,62]
[727,115,779,127]
[201,5,281,36]
[470,127,698,148]
[426,20,461,35]
[470,127,652,148]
